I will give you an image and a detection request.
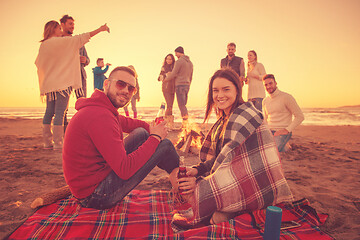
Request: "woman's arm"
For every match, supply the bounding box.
[89,24,109,38]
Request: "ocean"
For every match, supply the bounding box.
[0,106,359,126]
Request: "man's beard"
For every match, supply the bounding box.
[268,87,277,94]
[106,91,130,109]
[66,30,73,35]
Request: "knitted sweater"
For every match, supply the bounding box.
[247,62,266,99]
[262,88,304,132]
[35,33,90,97]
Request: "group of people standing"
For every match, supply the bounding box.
[35,15,302,232]
[218,42,304,152]
[158,42,304,152]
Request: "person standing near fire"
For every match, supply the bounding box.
[158,54,176,129]
[164,47,193,128]
[171,68,293,231]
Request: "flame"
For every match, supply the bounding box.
[176,120,204,150]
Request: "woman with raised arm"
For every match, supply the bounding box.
[35,20,109,150]
[171,68,293,231]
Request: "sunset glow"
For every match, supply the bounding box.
[0,0,359,108]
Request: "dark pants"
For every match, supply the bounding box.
[79,128,179,209]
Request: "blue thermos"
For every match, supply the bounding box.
[263,206,282,240]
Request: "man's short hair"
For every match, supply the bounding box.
[262,74,276,82]
[227,42,236,48]
[60,15,74,24]
[175,46,184,54]
[96,58,104,64]
[109,66,136,79]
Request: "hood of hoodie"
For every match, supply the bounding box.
[75,90,119,116]
[180,55,191,62]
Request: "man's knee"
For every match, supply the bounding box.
[131,127,149,138]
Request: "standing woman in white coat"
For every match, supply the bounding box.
[245,50,266,111]
[35,20,109,150]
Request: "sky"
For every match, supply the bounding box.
[0,0,359,109]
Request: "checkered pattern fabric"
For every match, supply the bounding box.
[178,102,294,227]
[8,191,333,239]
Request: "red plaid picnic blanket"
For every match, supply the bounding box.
[8,190,333,239]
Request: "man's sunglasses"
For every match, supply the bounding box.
[114,80,137,94]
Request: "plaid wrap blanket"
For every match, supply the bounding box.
[8,190,333,239]
[177,102,293,228]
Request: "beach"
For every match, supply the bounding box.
[0,118,359,239]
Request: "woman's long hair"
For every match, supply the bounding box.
[162,54,175,71]
[247,50,258,69]
[40,20,60,42]
[204,67,245,123]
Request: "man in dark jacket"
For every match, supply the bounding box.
[220,42,245,85]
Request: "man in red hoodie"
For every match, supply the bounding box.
[63,66,180,209]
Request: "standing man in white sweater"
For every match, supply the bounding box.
[262,74,304,152]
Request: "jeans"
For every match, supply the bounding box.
[248,98,263,112]
[43,92,70,126]
[80,128,179,209]
[272,130,292,152]
[163,91,175,116]
[175,85,189,119]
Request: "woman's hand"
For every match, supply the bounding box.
[185,167,198,177]
[99,23,110,33]
[178,176,196,195]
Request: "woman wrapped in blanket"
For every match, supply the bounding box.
[171,67,293,230]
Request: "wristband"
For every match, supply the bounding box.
[150,133,162,141]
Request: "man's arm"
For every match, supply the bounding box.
[239,58,245,77]
[164,59,181,82]
[89,115,160,180]
[93,65,109,75]
[285,94,304,132]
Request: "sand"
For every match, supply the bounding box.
[0,118,359,239]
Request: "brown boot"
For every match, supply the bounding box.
[42,124,53,149]
[165,115,174,131]
[53,125,64,150]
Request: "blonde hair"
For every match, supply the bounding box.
[41,20,60,42]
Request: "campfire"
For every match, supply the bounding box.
[175,122,205,155]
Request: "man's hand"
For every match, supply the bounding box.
[149,120,167,140]
[274,129,289,136]
[80,56,87,64]
[106,63,112,66]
